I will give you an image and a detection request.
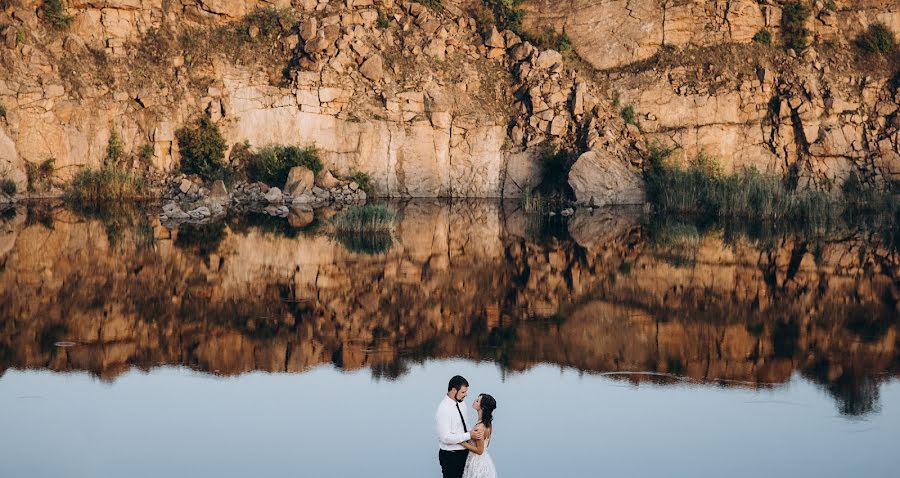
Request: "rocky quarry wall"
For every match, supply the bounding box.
[0,0,899,202]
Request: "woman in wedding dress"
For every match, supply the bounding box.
[459,394,498,478]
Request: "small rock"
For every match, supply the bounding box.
[265,187,284,203]
[349,181,359,191]
[561,208,575,217]
[484,27,505,49]
[179,178,193,194]
[360,54,384,82]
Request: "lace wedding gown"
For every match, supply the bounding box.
[462,438,497,478]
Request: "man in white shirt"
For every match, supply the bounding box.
[435,375,484,478]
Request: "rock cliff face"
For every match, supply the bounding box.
[0,203,897,414]
[0,1,899,199]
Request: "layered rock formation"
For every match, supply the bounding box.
[1,1,899,200]
[0,202,897,414]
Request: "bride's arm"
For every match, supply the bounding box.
[458,425,486,455]
[458,440,478,453]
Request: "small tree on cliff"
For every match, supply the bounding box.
[782,2,811,51]
[175,117,227,179]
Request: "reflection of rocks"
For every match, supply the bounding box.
[0,202,898,416]
[567,206,642,249]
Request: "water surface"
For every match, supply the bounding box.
[0,201,897,477]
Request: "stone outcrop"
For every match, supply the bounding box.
[0,0,899,200]
[567,151,645,205]
[521,0,900,70]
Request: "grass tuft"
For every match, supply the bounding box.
[25,157,56,192]
[1,178,16,196]
[65,167,154,205]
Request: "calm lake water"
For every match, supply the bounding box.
[0,200,898,477]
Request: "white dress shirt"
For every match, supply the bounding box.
[435,395,471,451]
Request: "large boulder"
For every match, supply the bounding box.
[209,180,229,202]
[314,169,341,189]
[359,54,384,82]
[284,166,315,196]
[567,151,645,206]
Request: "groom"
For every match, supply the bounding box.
[435,375,483,478]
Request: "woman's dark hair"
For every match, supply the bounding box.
[448,375,469,392]
[479,394,497,428]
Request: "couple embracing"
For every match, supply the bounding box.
[435,375,498,478]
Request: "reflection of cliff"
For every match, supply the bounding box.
[0,202,897,415]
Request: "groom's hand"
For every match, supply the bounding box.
[470,429,484,440]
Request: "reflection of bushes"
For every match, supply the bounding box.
[335,232,393,255]
[333,204,395,233]
[805,359,882,417]
[71,203,156,250]
[228,210,320,238]
[175,221,226,257]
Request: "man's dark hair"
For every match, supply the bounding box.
[447,375,469,392]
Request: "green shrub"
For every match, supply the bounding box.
[782,2,811,51]
[417,0,442,12]
[0,178,16,196]
[0,104,6,119]
[241,7,295,39]
[483,0,526,34]
[824,0,837,11]
[621,105,638,126]
[856,22,896,55]
[753,29,772,46]
[333,204,396,233]
[176,117,227,179]
[377,9,390,29]
[104,129,124,167]
[245,145,322,186]
[138,144,154,165]
[348,169,374,195]
[25,157,55,192]
[65,167,153,205]
[527,26,571,52]
[42,0,73,30]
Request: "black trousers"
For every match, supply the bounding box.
[438,449,469,478]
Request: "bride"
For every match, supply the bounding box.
[458,394,498,478]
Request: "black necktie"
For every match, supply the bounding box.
[455,402,468,432]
